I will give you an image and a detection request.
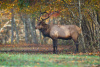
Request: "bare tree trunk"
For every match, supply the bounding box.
[14,18,19,43]
[78,0,86,52]
[93,10,100,49]
[32,18,38,44]
[27,15,38,44]
[25,17,31,43]
[20,14,29,43]
[87,10,100,51]
[39,13,42,44]
[11,9,14,44]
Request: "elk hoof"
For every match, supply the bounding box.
[53,51,58,54]
[74,50,78,54]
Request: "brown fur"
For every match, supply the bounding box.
[35,21,81,54]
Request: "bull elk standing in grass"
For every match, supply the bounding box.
[35,12,82,54]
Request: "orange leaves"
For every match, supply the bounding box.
[88,52,100,56]
[57,0,61,2]
[1,30,4,33]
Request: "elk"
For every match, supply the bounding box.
[35,12,82,54]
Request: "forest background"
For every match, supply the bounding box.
[0,0,100,52]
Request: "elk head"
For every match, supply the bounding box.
[35,12,50,30]
[35,20,45,29]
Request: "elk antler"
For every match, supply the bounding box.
[38,11,59,22]
[41,11,59,21]
[37,18,41,21]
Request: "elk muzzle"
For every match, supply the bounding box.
[35,26,38,29]
[35,25,42,29]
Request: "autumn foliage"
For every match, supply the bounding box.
[0,0,100,53]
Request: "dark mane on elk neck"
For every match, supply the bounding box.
[35,11,82,54]
[39,22,51,37]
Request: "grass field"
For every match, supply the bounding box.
[0,53,100,67]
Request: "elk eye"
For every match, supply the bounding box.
[38,23,41,25]
[38,22,42,25]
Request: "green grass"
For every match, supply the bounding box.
[0,53,100,67]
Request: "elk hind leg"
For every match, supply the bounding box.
[53,39,58,54]
[72,34,79,53]
[75,41,79,53]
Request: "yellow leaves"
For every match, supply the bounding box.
[0,13,3,16]
[64,0,72,3]
[94,5,100,8]
[46,10,50,13]
[0,0,62,15]
[68,0,72,2]
[9,12,12,15]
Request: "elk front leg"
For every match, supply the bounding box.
[75,41,79,53]
[53,39,57,54]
